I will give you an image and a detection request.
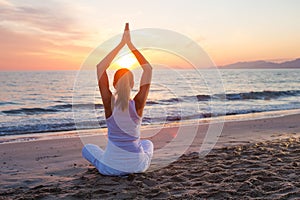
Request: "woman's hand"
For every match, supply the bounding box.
[121,23,131,45]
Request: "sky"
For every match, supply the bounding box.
[0,0,299,70]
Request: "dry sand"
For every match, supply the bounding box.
[0,112,300,199]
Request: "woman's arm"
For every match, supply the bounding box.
[97,26,127,118]
[128,37,153,117]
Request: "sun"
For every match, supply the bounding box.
[114,53,137,69]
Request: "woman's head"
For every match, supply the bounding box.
[113,68,134,89]
[113,68,134,111]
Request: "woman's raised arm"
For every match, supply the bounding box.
[97,24,127,118]
[126,27,152,117]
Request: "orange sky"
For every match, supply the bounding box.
[0,0,299,70]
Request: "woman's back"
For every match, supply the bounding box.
[101,99,150,173]
[106,99,142,152]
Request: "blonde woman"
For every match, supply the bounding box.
[82,23,153,176]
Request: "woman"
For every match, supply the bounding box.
[82,23,153,176]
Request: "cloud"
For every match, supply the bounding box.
[0,0,95,47]
[0,26,91,70]
[0,1,73,32]
[0,1,97,70]
[0,0,13,6]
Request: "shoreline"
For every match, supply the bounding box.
[1,108,300,145]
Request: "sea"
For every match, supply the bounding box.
[0,69,300,136]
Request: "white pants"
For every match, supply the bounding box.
[82,140,153,176]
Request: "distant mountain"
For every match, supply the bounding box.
[219,58,300,69]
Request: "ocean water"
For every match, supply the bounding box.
[0,69,300,136]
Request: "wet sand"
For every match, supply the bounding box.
[0,113,300,199]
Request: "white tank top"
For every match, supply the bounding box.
[102,99,150,173]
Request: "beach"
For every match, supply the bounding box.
[1,0,300,199]
[1,112,300,199]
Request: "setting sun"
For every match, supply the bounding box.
[113,53,137,69]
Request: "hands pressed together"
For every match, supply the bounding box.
[120,23,135,49]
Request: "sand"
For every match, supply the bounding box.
[1,112,300,199]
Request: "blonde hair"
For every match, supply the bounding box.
[113,68,134,111]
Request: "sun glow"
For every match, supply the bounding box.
[114,53,137,69]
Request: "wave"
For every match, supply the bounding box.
[53,103,103,110]
[0,122,77,136]
[0,119,107,136]
[196,95,211,101]
[193,90,300,101]
[147,90,300,104]
[222,90,300,100]
[2,107,58,115]
[2,90,299,116]
[1,106,299,136]
[0,101,19,106]
[146,101,160,105]
[2,103,103,115]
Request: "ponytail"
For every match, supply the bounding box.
[113,69,134,111]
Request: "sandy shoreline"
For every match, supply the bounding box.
[0,113,300,199]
